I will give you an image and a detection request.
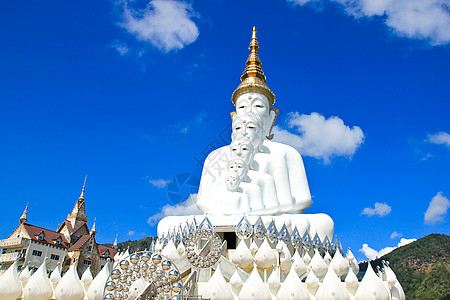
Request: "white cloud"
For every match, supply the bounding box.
[111,40,130,56]
[427,132,450,148]
[122,0,199,52]
[288,0,450,45]
[273,112,364,163]
[148,178,171,189]
[360,244,396,260]
[147,194,201,226]
[390,231,402,239]
[360,237,416,260]
[127,230,135,237]
[361,202,392,217]
[398,238,416,247]
[424,191,450,224]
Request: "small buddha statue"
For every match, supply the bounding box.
[227,158,248,181]
[225,173,240,192]
[230,137,255,166]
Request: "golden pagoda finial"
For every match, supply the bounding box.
[20,203,29,224]
[79,175,87,201]
[67,176,89,225]
[91,217,96,234]
[113,234,118,249]
[240,26,265,82]
[232,26,275,106]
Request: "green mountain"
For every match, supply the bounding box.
[104,236,157,254]
[359,233,450,300]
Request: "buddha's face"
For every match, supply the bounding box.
[230,137,255,164]
[232,113,264,149]
[225,173,240,191]
[228,158,248,179]
[235,93,276,137]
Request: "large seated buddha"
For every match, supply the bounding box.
[158,27,333,242]
[196,28,311,216]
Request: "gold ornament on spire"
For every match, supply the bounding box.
[68,176,88,223]
[113,234,118,249]
[79,175,87,201]
[231,26,276,106]
[91,217,96,235]
[20,203,29,224]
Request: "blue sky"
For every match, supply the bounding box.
[1,0,449,260]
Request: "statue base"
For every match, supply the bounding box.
[157,213,334,248]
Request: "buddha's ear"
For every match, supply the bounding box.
[266,108,279,140]
[230,111,236,120]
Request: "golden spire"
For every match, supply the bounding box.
[67,176,88,224]
[79,175,87,201]
[113,234,118,249]
[240,26,266,82]
[20,203,29,224]
[90,217,96,234]
[232,26,275,106]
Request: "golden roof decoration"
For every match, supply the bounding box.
[68,176,88,222]
[231,26,276,106]
[19,203,29,224]
[78,175,87,201]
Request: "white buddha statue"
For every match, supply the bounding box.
[158,27,333,242]
[196,27,311,216]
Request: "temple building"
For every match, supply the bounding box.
[0,177,117,277]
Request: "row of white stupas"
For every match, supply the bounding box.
[155,216,407,300]
[0,257,109,300]
[0,217,406,300]
[0,248,133,300]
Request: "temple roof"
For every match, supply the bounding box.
[68,235,91,251]
[97,244,118,259]
[57,219,88,236]
[57,220,73,233]
[21,223,69,249]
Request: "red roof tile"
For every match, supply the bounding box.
[72,222,88,233]
[97,244,117,259]
[23,223,69,249]
[68,235,91,251]
[57,220,74,234]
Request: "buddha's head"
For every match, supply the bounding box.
[225,173,240,191]
[234,92,278,139]
[231,112,265,151]
[230,136,255,165]
[228,158,249,180]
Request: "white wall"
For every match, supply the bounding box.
[23,240,66,271]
